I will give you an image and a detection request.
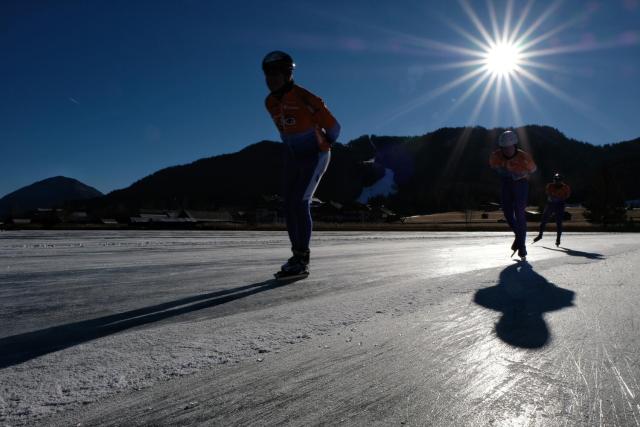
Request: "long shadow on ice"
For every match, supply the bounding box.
[474,261,575,349]
[541,246,605,260]
[0,278,299,369]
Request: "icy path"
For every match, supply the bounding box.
[0,231,638,426]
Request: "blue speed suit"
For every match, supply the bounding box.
[265,81,340,257]
[490,148,537,256]
[539,182,571,241]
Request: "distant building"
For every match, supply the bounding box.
[67,211,91,223]
[254,208,280,223]
[31,208,64,225]
[130,216,152,224]
[139,213,171,222]
[479,202,501,212]
[128,209,236,225]
[181,210,233,223]
[370,205,399,222]
[312,200,380,223]
[341,202,372,222]
[131,210,193,225]
[10,218,31,225]
[253,195,284,224]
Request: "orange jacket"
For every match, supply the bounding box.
[546,182,571,202]
[489,149,537,180]
[265,83,340,152]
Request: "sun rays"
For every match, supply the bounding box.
[408,0,601,189]
[311,0,638,147]
[378,0,628,132]
[436,0,583,128]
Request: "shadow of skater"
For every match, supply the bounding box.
[0,278,301,369]
[541,246,605,260]
[474,261,575,349]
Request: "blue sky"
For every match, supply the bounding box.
[2,0,639,197]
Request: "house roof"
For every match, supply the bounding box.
[183,210,232,222]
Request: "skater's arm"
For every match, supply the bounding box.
[489,151,510,177]
[523,152,537,174]
[264,95,282,132]
[296,87,340,142]
[489,151,504,169]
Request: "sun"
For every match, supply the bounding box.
[484,42,521,76]
[379,0,620,135]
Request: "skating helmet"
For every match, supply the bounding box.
[498,130,518,147]
[262,51,295,74]
[553,173,562,182]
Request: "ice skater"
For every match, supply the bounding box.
[262,51,341,279]
[533,173,571,247]
[489,130,537,260]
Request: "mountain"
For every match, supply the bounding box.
[85,140,382,215]
[82,125,640,216]
[0,176,103,217]
[363,126,639,214]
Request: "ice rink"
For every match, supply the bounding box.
[1,230,639,426]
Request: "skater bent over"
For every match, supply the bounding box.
[262,51,341,279]
[489,130,537,260]
[533,173,571,246]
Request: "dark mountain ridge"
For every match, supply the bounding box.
[0,176,103,217]
[93,125,640,216]
[5,125,639,220]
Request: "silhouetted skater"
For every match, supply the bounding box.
[533,173,571,246]
[262,51,341,280]
[489,130,537,260]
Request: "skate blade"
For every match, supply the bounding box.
[274,272,309,281]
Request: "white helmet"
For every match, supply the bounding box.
[498,130,518,147]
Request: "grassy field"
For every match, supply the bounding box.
[398,207,640,231]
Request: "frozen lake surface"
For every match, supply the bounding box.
[1,230,639,425]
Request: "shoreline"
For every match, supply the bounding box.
[1,222,637,232]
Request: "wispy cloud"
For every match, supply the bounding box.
[68,97,80,105]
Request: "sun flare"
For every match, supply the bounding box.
[379,0,623,138]
[484,42,521,76]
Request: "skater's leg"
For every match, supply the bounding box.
[282,148,302,255]
[539,204,552,234]
[555,202,565,245]
[288,150,330,265]
[280,146,312,276]
[501,180,519,254]
[514,179,529,256]
[500,179,516,231]
[290,199,311,253]
[533,204,551,242]
[297,151,330,252]
[284,198,300,249]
